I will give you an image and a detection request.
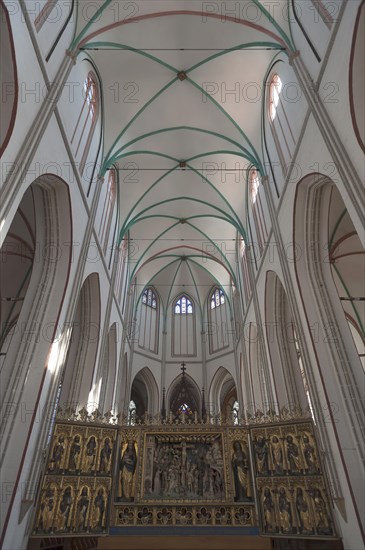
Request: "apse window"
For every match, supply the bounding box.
[175,295,193,314]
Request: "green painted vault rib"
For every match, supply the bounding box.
[128,217,237,286]
[120,196,244,250]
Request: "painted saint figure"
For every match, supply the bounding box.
[56,486,73,532]
[99,437,112,473]
[312,488,332,535]
[91,488,106,530]
[270,435,283,474]
[296,487,313,534]
[84,436,97,471]
[286,435,302,473]
[278,487,293,533]
[50,436,65,472]
[262,487,275,532]
[120,441,137,500]
[37,486,55,532]
[231,441,251,501]
[301,434,318,474]
[68,435,81,471]
[254,436,269,474]
[76,487,89,531]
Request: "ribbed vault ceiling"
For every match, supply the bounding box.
[71,1,294,311]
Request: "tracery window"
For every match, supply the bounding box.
[208,287,229,353]
[249,169,268,257]
[99,169,116,257]
[177,402,193,416]
[142,287,157,309]
[115,236,129,306]
[175,295,193,314]
[239,238,252,304]
[268,73,296,176]
[210,288,225,309]
[71,72,99,175]
[232,400,239,425]
[138,287,159,354]
[128,400,137,425]
[172,295,196,356]
[269,74,282,122]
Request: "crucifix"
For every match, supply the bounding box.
[180,362,187,376]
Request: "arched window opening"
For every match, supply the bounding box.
[175,295,193,314]
[210,287,225,309]
[239,238,252,304]
[232,400,239,425]
[172,295,196,356]
[268,73,296,176]
[249,169,268,257]
[142,287,157,309]
[99,169,116,257]
[169,372,200,418]
[71,71,99,175]
[269,74,282,122]
[115,236,129,306]
[208,287,229,353]
[128,399,137,425]
[292,327,315,419]
[138,287,159,354]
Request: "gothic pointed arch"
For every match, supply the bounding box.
[0,1,18,157]
[58,273,101,410]
[294,173,365,534]
[265,271,310,412]
[167,371,201,418]
[129,366,159,419]
[209,366,238,421]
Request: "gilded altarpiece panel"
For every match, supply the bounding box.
[33,422,117,536]
[32,415,338,541]
[251,421,336,539]
[113,425,255,529]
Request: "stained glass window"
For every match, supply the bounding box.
[269,73,282,121]
[210,288,225,309]
[142,287,157,309]
[174,295,193,314]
